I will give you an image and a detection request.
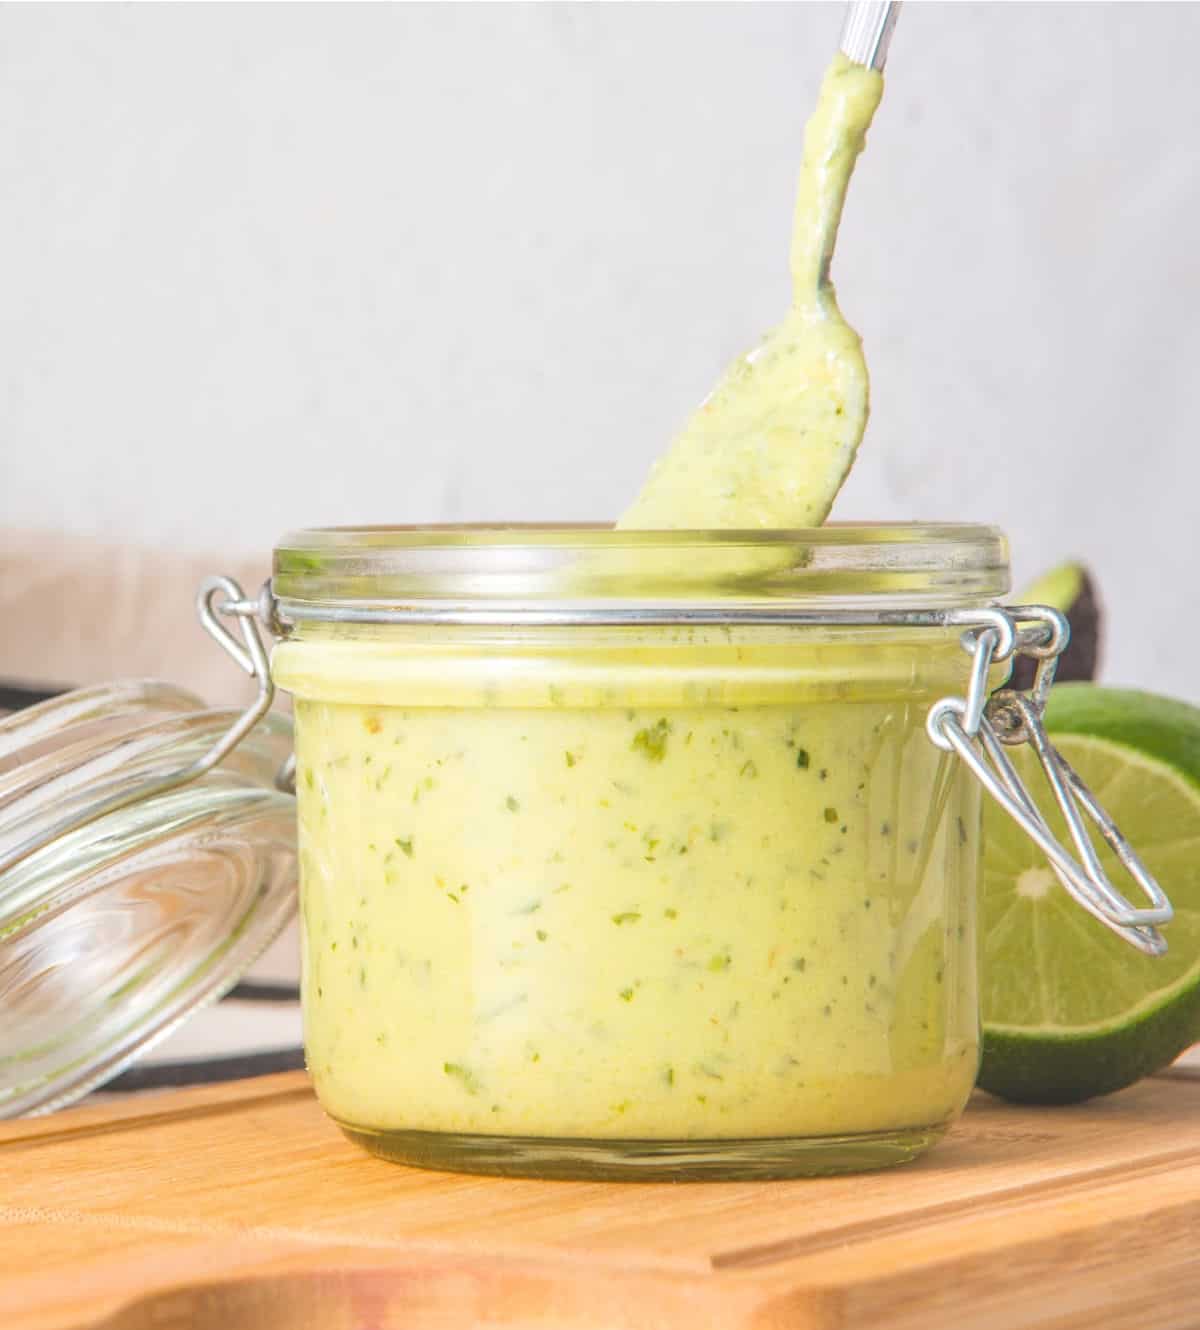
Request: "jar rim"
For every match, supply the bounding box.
[277,520,1003,547]
[272,522,1010,624]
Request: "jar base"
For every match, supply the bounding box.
[336,1120,950,1181]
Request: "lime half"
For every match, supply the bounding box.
[979,685,1200,1103]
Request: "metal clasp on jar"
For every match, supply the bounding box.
[198,577,295,794]
[926,606,1172,956]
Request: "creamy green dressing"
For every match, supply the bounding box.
[618,54,883,531]
[277,631,979,1142]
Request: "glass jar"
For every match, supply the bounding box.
[269,523,1009,1179]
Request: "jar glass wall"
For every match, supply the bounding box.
[270,525,1010,1179]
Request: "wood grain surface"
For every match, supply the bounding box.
[4,1068,1200,1330]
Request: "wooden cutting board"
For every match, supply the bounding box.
[4,1068,1200,1330]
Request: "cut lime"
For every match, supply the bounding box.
[979,684,1200,1103]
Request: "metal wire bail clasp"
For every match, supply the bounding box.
[197,577,294,795]
[926,606,1173,956]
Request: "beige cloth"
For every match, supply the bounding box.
[0,528,270,704]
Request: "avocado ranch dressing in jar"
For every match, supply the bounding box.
[256,527,1167,1179]
[270,525,1004,1176]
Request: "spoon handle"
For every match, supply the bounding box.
[840,2,901,71]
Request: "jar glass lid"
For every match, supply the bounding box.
[272,523,1011,622]
[0,679,297,1117]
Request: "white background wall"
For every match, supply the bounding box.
[2,3,1197,699]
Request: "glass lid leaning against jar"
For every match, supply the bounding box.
[258,523,1170,1179]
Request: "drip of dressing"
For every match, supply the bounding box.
[618,53,884,531]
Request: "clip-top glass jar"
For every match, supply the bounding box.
[262,522,1068,1179]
